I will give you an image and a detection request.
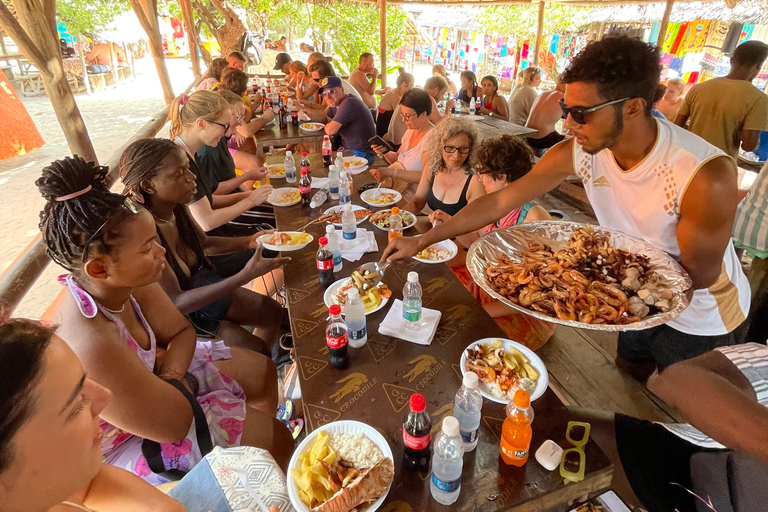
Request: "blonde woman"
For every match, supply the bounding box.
[432,63,458,96]
[508,67,541,125]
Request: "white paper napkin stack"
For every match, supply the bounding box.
[335,228,378,261]
[378,299,442,345]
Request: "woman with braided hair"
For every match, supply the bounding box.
[119,137,287,355]
[37,156,295,483]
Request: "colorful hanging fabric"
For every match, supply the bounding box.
[740,24,755,43]
[649,22,661,46]
[704,20,729,51]
[670,22,689,55]
[549,34,559,55]
[662,23,680,54]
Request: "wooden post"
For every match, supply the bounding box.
[77,34,92,95]
[533,1,545,67]
[128,0,176,104]
[178,0,201,77]
[0,30,6,54]
[379,0,387,89]
[657,0,674,48]
[108,41,120,85]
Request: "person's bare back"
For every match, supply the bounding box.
[349,68,377,109]
[526,85,565,139]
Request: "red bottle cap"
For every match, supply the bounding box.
[329,304,341,315]
[409,393,426,413]
[318,237,328,245]
[302,152,308,156]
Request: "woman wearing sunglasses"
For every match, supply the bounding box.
[37,157,294,483]
[402,117,485,231]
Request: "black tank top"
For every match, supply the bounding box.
[426,174,472,217]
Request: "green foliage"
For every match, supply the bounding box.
[481,4,589,42]
[57,0,131,36]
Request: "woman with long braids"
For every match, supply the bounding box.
[37,156,294,483]
[120,137,287,354]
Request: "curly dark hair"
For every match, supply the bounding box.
[219,68,249,96]
[206,58,229,81]
[475,135,534,183]
[560,36,661,114]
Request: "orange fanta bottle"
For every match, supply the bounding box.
[500,389,534,466]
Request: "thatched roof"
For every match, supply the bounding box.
[404,13,435,45]
[588,0,768,23]
[415,6,482,31]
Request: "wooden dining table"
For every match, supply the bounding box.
[255,120,326,159]
[266,153,613,511]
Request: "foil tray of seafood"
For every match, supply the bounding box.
[466,222,692,331]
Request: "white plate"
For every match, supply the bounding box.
[460,337,548,403]
[323,204,370,226]
[413,239,459,263]
[343,156,368,169]
[266,164,287,179]
[300,122,325,132]
[257,232,314,252]
[369,210,417,231]
[287,420,394,512]
[360,188,402,207]
[268,187,301,207]
[323,278,390,316]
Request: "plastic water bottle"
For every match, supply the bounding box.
[328,165,340,201]
[430,416,463,505]
[284,150,296,183]
[469,97,476,115]
[454,372,483,452]
[325,225,342,273]
[309,188,328,208]
[341,203,356,240]
[403,271,422,330]
[345,288,367,348]
[388,207,403,243]
[335,151,344,172]
[338,170,351,205]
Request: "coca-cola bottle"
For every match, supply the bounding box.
[326,304,349,369]
[299,169,311,206]
[403,393,432,470]
[301,152,311,180]
[291,101,299,125]
[322,135,333,167]
[316,237,334,287]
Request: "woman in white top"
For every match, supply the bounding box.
[508,67,541,125]
[370,89,434,203]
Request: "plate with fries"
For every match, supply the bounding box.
[268,187,301,206]
[257,231,313,252]
[300,122,325,132]
[460,337,548,403]
[413,239,459,264]
[287,420,394,512]
[266,164,287,178]
[343,156,368,169]
[360,188,402,207]
[324,271,392,315]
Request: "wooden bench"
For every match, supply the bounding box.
[18,73,44,96]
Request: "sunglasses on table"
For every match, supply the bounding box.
[443,145,471,155]
[559,421,591,483]
[81,196,140,262]
[559,97,630,125]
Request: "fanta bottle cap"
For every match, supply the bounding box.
[409,393,426,412]
[513,389,530,408]
[442,416,460,437]
[329,304,341,316]
[319,237,328,246]
[391,207,400,214]
[463,372,479,389]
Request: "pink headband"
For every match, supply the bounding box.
[55,185,92,202]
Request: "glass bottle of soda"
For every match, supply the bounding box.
[403,393,432,470]
[322,135,333,166]
[301,152,312,180]
[316,237,334,287]
[278,99,287,129]
[299,169,311,206]
[326,304,349,369]
[291,101,299,125]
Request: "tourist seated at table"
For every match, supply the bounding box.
[288,61,309,92]
[296,52,327,101]
[168,91,274,233]
[120,137,286,353]
[227,51,246,71]
[214,68,251,105]
[215,85,274,167]
[525,81,566,155]
[349,52,379,110]
[302,76,377,164]
[273,52,292,76]
[274,36,288,52]
[86,40,126,67]
[305,59,362,105]
[196,58,229,91]
[376,72,414,137]
[385,76,452,147]
[402,116,485,224]
[0,318,289,512]
[456,71,479,105]
[657,77,685,121]
[572,342,768,512]
[35,157,295,483]
[651,83,667,119]
[371,88,433,202]
[508,67,541,125]
[432,63,458,96]
[479,75,509,120]
[443,135,554,350]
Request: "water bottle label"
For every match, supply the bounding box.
[326,334,348,349]
[343,231,356,240]
[333,254,342,265]
[339,194,350,202]
[402,428,430,450]
[330,186,339,194]
[460,429,478,444]
[431,473,461,493]
[317,259,334,271]
[349,326,366,340]
[403,309,421,322]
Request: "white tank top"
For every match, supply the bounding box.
[572,119,749,335]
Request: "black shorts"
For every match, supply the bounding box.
[617,321,746,371]
[615,414,719,512]
[526,131,564,150]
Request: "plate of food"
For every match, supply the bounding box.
[320,205,372,226]
[343,156,368,169]
[257,231,313,252]
[300,122,325,132]
[460,338,547,403]
[268,187,301,206]
[466,222,692,330]
[287,420,394,512]
[360,188,402,207]
[266,164,286,179]
[323,270,392,315]
[413,239,459,263]
[369,209,416,230]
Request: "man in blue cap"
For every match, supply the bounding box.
[303,76,377,164]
